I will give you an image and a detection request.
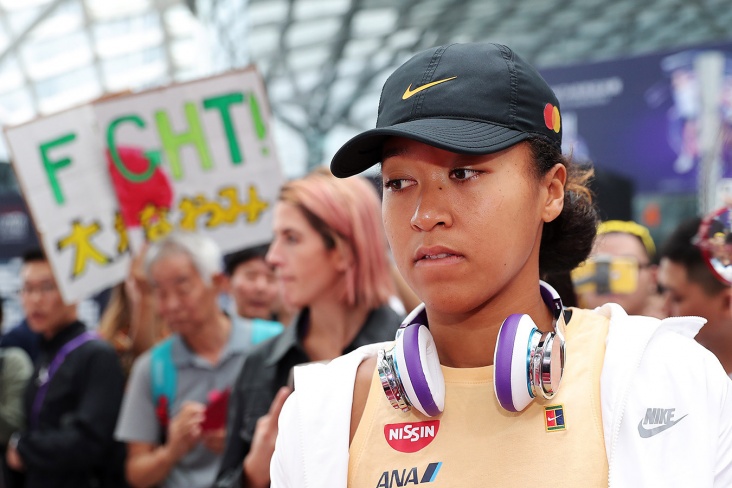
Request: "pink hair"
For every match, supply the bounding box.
[279,169,395,309]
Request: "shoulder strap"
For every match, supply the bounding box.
[31,331,98,429]
[251,318,284,345]
[150,337,176,428]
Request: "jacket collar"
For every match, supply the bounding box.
[171,316,249,368]
[39,320,86,356]
[264,306,396,367]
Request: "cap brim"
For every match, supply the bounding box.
[330,118,528,178]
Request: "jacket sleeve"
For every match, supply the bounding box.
[17,344,125,471]
[603,309,732,487]
[271,344,386,487]
[714,365,732,486]
[0,348,33,445]
[270,392,298,488]
[214,357,251,488]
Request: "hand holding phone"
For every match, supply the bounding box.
[201,388,230,432]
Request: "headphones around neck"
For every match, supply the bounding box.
[377,281,567,416]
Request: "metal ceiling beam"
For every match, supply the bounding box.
[0,8,40,115]
[0,0,68,68]
[265,0,300,97]
[332,0,435,127]
[193,0,732,173]
[310,0,363,128]
[155,0,178,83]
[80,0,106,92]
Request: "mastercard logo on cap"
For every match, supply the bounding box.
[544,103,561,133]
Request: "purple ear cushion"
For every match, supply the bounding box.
[494,314,523,412]
[402,324,441,417]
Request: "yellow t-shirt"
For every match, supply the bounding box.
[348,308,609,488]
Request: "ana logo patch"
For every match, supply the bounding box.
[384,420,440,453]
[544,405,566,432]
[376,462,443,487]
[543,103,561,133]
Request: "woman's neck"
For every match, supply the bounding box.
[303,299,373,362]
[428,283,555,368]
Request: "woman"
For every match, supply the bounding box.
[214,169,403,488]
[271,42,732,487]
[98,245,167,377]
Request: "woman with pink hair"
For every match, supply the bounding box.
[214,169,402,488]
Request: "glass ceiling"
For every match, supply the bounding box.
[0,0,209,160]
[1,0,732,178]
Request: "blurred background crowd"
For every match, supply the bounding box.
[2,1,732,487]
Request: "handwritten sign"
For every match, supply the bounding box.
[5,67,283,303]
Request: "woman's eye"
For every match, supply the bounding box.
[450,168,480,180]
[384,179,414,191]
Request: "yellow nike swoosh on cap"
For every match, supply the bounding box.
[402,76,457,100]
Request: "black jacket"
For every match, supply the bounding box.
[213,305,402,488]
[14,321,127,488]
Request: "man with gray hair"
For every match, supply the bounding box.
[115,233,249,488]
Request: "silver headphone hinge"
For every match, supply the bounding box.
[378,346,412,412]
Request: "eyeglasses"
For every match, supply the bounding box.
[572,255,646,295]
[19,282,58,297]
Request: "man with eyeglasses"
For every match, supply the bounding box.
[5,248,127,488]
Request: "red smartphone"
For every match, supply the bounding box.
[201,388,230,432]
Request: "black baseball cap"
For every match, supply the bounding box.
[330,42,562,178]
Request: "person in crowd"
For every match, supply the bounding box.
[214,169,403,488]
[223,244,284,346]
[573,220,665,318]
[5,249,126,488]
[270,42,732,486]
[658,217,732,375]
[115,233,249,488]
[98,244,168,377]
[0,346,32,488]
[0,295,33,488]
[0,345,32,447]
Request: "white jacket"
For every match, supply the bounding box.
[271,304,732,487]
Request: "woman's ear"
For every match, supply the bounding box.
[330,241,357,305]
[331,240,355,273]
[542,163,567,223]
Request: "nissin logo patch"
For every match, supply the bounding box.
[376,462,442,487]
[384,420,440,453]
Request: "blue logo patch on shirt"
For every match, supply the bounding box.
[375,462,442,487]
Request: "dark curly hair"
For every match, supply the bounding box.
[527,137,598,275]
